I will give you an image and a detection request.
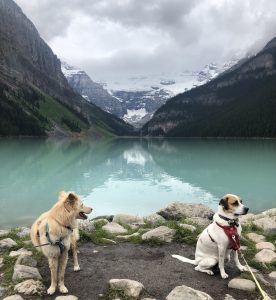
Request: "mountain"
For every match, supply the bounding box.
[61,62,126,118]
[142,38,276,137]
[0,0,133,137]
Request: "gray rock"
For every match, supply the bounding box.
[268,271,276,279]
[228,278,256,291]
[253,216,276,234]
[78,220,95,233]
[246,232,266,243]
[0,230,9,238]
[179,224,196,232]
[14,279,46,296]
[55,296,78,300]
[240,213,255,224]
[116,232,140,241]
[102,222,128,235]
[109,279,144,298]
[144,213,166,225]
[254,249,276,263]
[16,255,37,267]
[256,242,275,251]
[3,295,24,300]
[158,202,214,221]
[224,295,236,300]
[186,217,212,227]
[0,286,8,297]
[240,246,248,251]
[9,248,32,257]
[142,226,176,243]
[0,238,17,250]
[12,264,42,281]
[101,238,117,245]
[113,214,143,225]
[16,227,31,238]
[166,285,214,300]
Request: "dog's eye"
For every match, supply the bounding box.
[240,200,243,203]
[233,201,239,206]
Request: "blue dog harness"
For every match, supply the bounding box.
[36,221,73,253]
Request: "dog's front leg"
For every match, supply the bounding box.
[58,250,69,294]
[218,245,228,279]
[48,257,58,295]
[233,250,247,272]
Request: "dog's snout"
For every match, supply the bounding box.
[244,207,249,214]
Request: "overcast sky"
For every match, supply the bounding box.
[15,0,276,80]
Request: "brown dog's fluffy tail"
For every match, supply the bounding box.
[172,254,196,265]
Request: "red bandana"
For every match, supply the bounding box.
[215,222,240,251]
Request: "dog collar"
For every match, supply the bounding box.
[218,214,239,227]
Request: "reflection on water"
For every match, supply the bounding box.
[0,138,276,228]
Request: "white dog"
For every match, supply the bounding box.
[172,194,249,279]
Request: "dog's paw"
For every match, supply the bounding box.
[74,265,80,272]
[47,286,56,295]
[206,270,214,275]
[221,272,229,279]
[59,284,68,294]
[238,265,248,272]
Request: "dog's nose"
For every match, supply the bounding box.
[244,207,249,213]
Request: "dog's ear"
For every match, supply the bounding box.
[64,193,77,211]
[219,198,229,210]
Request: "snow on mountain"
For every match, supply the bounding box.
[61,58,240,128]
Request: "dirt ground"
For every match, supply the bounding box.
[39,242,274,300]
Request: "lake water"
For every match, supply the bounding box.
[0,138,276,228]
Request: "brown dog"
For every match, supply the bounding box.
[31,191,92,295]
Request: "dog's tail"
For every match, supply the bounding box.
[172,254,196,265]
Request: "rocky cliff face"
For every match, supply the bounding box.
[62,62,126,118]
[142,38,276,137]
[0,0,133,136]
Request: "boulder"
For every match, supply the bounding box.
[158,202,214,221]
[142,226,176,243]
[253,216,276,235]
[14,279,46,296]
[9,248,32,257]
[55,296,78,300]
[144,213,166,225]
[166,285,213,300]
[12,264,42,281]
[254,249,276,263]
[186,217,211,227]
[224,295,236,300]
[16,255,37,267]
[102,222,128,235]
[17,227,31,238]
[3,295,24,300]
[0,230,9,238]
[228,278,255,291]
[246,233,266,243]
[240,213,255,224]
[0,238,17,250]
[268,271,276,279]
[178,224,196,232]
[113,214,143,225]
[256,242,275,251]
[116,232,140,241]
[109,279,144,298]
[78,220,95,233]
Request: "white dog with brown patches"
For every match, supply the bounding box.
[31,191,92,295]
[172,194,249,279]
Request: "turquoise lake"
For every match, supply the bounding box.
[0,138,276,228]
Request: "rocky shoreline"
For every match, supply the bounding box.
[0,202,276,300]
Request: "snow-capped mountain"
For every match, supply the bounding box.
[61,62,125,117]
[61,58,240,128]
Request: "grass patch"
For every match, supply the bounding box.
[1,255,17,287]
[79,229,116,245]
